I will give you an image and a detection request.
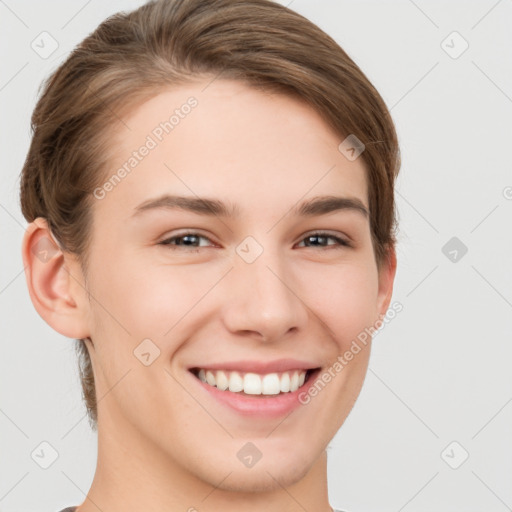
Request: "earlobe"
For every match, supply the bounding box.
[21,217,90,339]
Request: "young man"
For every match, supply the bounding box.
[20,1,400,510]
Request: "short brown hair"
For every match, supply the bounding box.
[19,0,401,431]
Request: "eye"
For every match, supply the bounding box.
[158,231,351,251]
[158,232,214,250]
[296,232,352,249]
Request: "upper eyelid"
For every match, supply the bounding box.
[158,230,216,245]
[159,230,351,246]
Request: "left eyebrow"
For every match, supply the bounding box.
[130,194,369,219]
[293,195,369,218]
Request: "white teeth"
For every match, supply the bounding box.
[216,370,229,390]
[280,372,291,392]
[262,373,281,395]
[205,370,216,386]
[244,373,262,394]
[290,371,299,392]
[228,371,243,392]
[195,368,310,395]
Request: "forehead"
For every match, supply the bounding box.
[96,78,368,221]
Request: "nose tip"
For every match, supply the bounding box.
[221,255,308,342]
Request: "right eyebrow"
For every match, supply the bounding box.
[131,194,241,218]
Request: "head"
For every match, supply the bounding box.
[20,0,399,494]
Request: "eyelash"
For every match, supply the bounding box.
[158,231,352,251]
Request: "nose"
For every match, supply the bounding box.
[220,248,309,343]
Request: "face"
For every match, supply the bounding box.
[78,77,394,492]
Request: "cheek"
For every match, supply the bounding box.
[302,261,379,345]
[121,266,224,334]
[89,254,205,336]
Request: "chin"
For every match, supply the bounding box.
[197,451,315,493]
[221,463,312,493]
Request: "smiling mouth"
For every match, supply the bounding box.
[189,367,321,396]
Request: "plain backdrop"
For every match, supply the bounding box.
[1,1,511,511]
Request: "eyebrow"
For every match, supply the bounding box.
[131,194,369,219]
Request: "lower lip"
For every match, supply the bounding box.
[189,369,321,418]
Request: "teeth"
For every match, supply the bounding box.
[216,370,229,391]
[262,373,280,395]
[280,372,291,392]
[195,368,309,395]
[205,370,216,386]
[228,371,243,392]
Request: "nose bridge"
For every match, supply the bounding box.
[222,241,307,340]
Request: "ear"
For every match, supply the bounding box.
[375,245,398,319]
[21,217,91,340]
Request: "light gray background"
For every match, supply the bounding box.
[1,1,511,511]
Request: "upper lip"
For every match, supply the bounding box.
[188,359,321,374]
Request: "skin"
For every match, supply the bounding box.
[22,77,396,512]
